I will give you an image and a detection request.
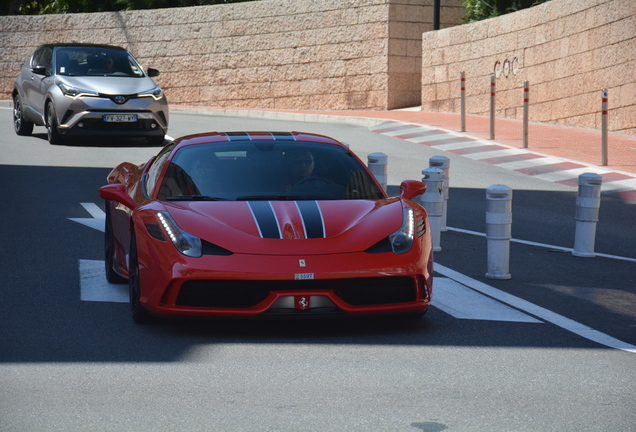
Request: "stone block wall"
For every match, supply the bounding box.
[421,0,636,136]
[0,0,463,110]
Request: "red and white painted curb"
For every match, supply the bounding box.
[371,121,636,202]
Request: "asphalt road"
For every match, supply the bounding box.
[1,108,635,432]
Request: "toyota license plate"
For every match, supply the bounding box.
[103,114,138,122]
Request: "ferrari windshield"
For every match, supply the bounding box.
[157,141,385,201]
[55,46,145,77]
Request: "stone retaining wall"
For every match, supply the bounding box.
[421,0,636,136]
[0,0,463,110]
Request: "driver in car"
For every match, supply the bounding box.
[281,149,315,192]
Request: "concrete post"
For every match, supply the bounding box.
[421,167,444,252]
[485,185,512,280]
[573,173,602,258]
[429,156,450,232]
[367,152,388,192]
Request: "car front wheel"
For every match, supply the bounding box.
[46,101,63,145]
[13,94,34,136]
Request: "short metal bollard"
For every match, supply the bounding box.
[485,185,512,280]
[573,173,603,258]
[368,152,388,192]
[429,156,450,232]
[421,167,444,252]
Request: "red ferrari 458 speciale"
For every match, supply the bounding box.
[99,131,434,323]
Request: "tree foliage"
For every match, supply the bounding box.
[1,0,258,15]
[462,0,550,23]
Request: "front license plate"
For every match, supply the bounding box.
[295,273,314,280]
[103,114,138,122]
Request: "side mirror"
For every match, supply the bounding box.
[147,68,160,78]
[400,180,426,201]
[31,66,47,75]
[98,184,138,210]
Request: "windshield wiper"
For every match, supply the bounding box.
[166,195,228,201]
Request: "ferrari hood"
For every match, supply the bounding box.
[164,199,405,255]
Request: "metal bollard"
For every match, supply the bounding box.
[573,173,602,257]
[429,156,450,232]
[420,167,444,252]
[485,185,512,280]
[489,74,496,140]
[460,71,466,132]
[368,152,388,192]
[601,89,608,166]
[523,81,529,149]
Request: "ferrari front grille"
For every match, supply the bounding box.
[175,277,417,308]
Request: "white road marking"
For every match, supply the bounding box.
[429,140,490,151]
[463,148,530,160]
[447,226,636,263]
[68,203,105,232]
[79,259,128,303]
[435,263,636,354]
[489,156,566,171]
[432,278,542,322]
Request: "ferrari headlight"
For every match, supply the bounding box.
[389,208,415,254]
[138,86,163,100]
[58,82,99,99]
[157,211,202,257]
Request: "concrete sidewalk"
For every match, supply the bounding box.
[172,105,636,203]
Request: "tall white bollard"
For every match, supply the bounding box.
[485,185,512,280]
[429,156,450,232]
[421,167,444,252]
[368,152,388,192]
[573,173,602,257]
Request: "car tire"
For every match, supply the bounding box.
[129,230,153,324]
[104,205,127,284]
[13,94,34,136]
[45,101,64,145]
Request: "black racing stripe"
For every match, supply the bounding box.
[271,132,296,141]
[296,201,325,239]
[248,201,281,239]
[225,132,251,141]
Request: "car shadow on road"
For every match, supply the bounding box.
[32,132,165,148]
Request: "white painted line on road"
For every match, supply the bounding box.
[433,278,542,322]
[435,263,636,353]
[427,140,486,151]
[447,226,636,263]
[408,133,458,144]
[463,148,530,160]
[80,259,128,303]
[68,202,105,232]
[493,156,566,171]
[381,126,431,137]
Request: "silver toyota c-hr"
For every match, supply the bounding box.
[13,43,169,145]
